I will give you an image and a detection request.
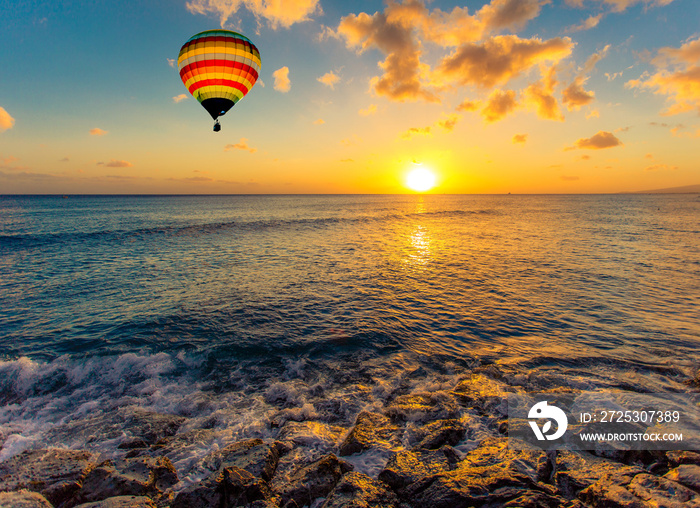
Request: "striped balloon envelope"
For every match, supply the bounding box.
[178,30,261,130]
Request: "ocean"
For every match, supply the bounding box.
[1,194,699,484]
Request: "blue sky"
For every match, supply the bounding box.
[1,0,699,193]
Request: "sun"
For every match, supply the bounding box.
[405,166,437,192]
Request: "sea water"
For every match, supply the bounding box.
[1,194,699,481]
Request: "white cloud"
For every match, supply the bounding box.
[186,0,321,29]
[273,66,291,93]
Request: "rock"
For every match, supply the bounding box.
[409,419,466,450]
[450,374,511,417]
[0,490,53,507]
[580,471,700,507]
[72,496,157,507]
[665,464,700,493]
[170,472,222,508]
[384,392,460,423]
[0,449,97,507]
[501,490,586,507]
[554,450,642,499]
[378,447,459,493]
[400,438,543,507]
[321,472,399,508]
[220,466,273,507]
[667,450,700,467]
[123,410,185,446]
[201,439,281,481]
[277,421,345,450]
[71,456,177,505]
[338,412,398,456]
[273,454,353,508]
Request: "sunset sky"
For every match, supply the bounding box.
[1,0,699,194]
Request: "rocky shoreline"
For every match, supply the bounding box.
[2,368,700,508]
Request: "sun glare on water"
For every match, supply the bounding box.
[405,166,437,192]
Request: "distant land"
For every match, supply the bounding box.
[627,184,700,194]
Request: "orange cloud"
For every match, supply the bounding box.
[90,128,108,136]
[186,0,321,29]
[562,78,595,110]
[173,94,188,103]
[224,137,257,153]
[565,13,603,33]
[627,36,700,115]
[513,133,528,143]
[0,107,15,132]
[400,126,432,139]
[568,131,623,150]
[313,118,325,125]
[481,89,518,123]
[317,71,341,89]
[97,159,133,167]
[358,104,377,116]
[338,4,438,103]
[645,163,678,171]
[435,35,573,89]
[523,66,564,120]
[272,67,291,93]
[456,99,480,111]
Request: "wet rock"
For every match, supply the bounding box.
[384,392,460,423]
[321,472,399,508]
[0,490,53,507]
[278,421,345,450]
[123,410,185,445]
[450,373,511,417]
[0,449,97,507]
[580,471,700,507]
[338,412,398,456]
[667,450,700,467]
[202,438,281,481]
[378,447,459,493]
[665,464,700,493]
[273,453,353,508]
[553,450,642,498]
[400,438,543,507]
[73,496,157,507]
[171,465,274,508]
[409,419,466,450]
[71,456,177,505]
[501,490,585,508]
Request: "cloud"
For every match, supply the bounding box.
[400,126,432,139]
[561,45,608,111]
[273,66,291,93]
[565,0,676,12]
[523,65,563,120]
[185,0,321,29]
[173,94,188,103]
[224,137,257,153]
[434,35,574,89]
[97,159,133,167]
[313,118,325,125]
[59,157,70,162]
[0,107,15,132]
[437,114,460,131]
[561,175,580,181]
[627,36,700,115]
[481,89,518,122]
[456,99,480,111]
[167,58,176,68]
[358,104,377,116]
[337,3,438,103]
[90,128,108,136]
[318,71,341,89]
[513,133,528,143]
[562,78,595,110]
[565,13,603,33]
[568,130,623,150]
[645,163,678,171]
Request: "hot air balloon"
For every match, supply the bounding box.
[178,30,261,132]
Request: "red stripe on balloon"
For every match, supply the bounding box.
[188,79,250,95]
[179,60,258,82]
